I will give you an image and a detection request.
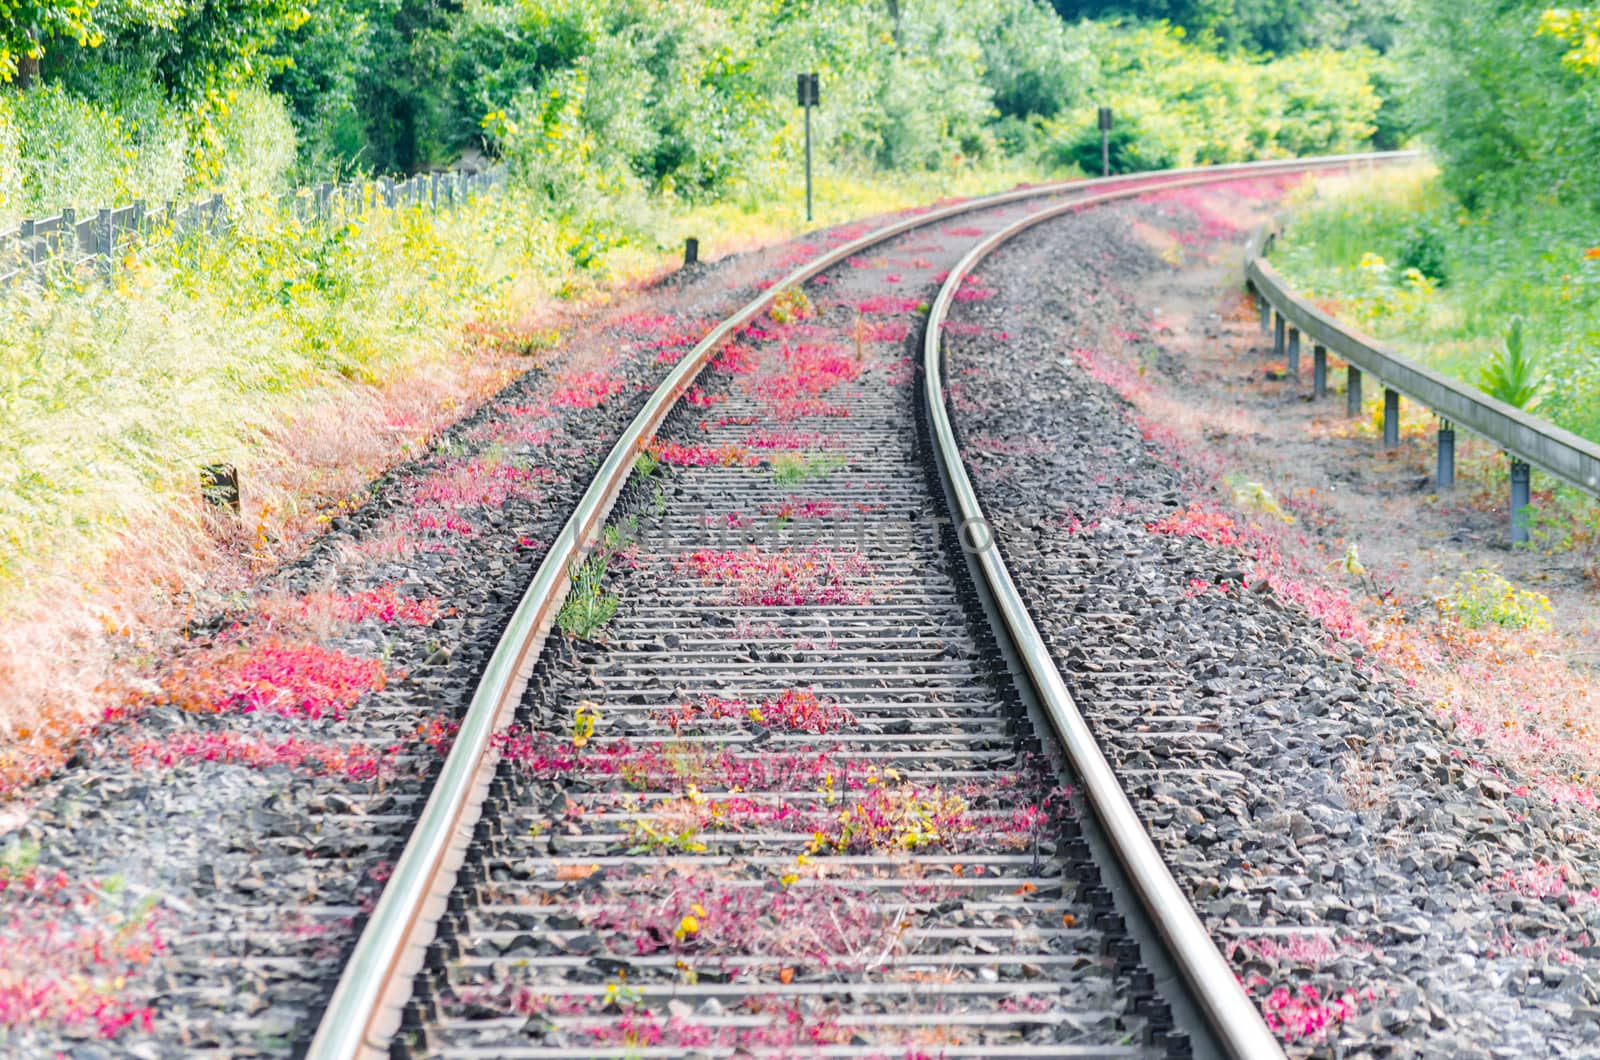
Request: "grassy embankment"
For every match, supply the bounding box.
[1272,164,1600,546]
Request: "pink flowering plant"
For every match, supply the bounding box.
[121,731,397,782]
[678,547,873,606]
[658,689,858,735]
[146,635,386,721]
[0,850,164,1040]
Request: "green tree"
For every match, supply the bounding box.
[1398,0,1600,209]
[1047,0,1399,54]
[34,0,310,103]
[1,0,110,85]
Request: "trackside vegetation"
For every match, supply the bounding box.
[0,0,1386,774]
[1273,3,1600,449]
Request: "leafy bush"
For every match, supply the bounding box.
[1055,121,1175,175]
[1436,569,1553,630]
[1052,23,1382,171]
[1399,0,1600,212]
[976,0,1095,120]
[1395,216,1450,285]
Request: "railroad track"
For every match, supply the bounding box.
[304,156,1407,1060]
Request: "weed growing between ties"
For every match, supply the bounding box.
[659,689,857,735]
[557,555,620,641]
[768,452,847,486]
[679,548,873,607]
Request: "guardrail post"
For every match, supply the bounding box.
[1510,459,1531,544]
[1254,287,1269,333]
[1313,344,1327,398]
[1273,312,1285,361]
[65,209,85,260]
[1383,388,1400,449]
[1437,420,1455,490]
[1286,326,1300,380]
[1346,366,1362,417]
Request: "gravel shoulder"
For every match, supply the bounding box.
[945,181,1600,1058]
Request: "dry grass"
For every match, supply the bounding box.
[0,341,524,794]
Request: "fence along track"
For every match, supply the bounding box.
[0,168,502,289]
[306,153,1411,1060]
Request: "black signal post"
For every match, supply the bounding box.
[1098,106,1113,178]
[798,72,820,222]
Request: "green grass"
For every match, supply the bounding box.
[0,158,1048,611]
[768,452,846,486]
[1273,163,1600,441]
[556,554,618,641]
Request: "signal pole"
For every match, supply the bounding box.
[1098,106,1114,178]
[798,73,820,222]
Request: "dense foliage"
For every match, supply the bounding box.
[1398,0,1600,211]
[1054,22,1379,172]
[1270,2,1600,448]
[1,0,1388,226]
[1049,0,1401,53]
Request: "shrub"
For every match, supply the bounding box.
[1401,0,1600,213]
[1051,23,1381,171]
[1436,569,1553,630]
[1480,315,1546,410]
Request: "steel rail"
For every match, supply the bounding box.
[306,153,1413,1060]
[915,167,1409,1057]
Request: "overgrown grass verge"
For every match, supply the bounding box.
[0,162,1041,796]
[1273,163,1600,440]
[1271,161,1600,554]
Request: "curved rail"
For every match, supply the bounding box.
[918,178,1315,1057]
[307,152,1413,1059]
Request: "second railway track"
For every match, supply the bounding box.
[308,155,1409,1059]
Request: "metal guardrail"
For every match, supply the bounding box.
[0,167,503,290]
[1245,222,1598,543]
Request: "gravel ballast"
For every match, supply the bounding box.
[943,188,1600,1058]
[0,229,865,1056]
